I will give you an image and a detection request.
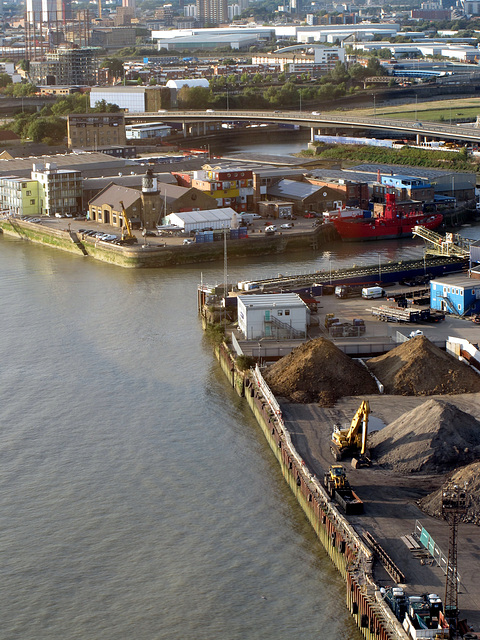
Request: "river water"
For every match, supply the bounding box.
[1,136,477,640]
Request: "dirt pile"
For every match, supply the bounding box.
[366,335,480,396]
[368,399,480,474]
[262,337,378,406]
[419,462,480,526]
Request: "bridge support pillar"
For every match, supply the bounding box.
[204,122,207,135]
[182,121,187,138]
[311,127,315,142]
[416,134,421,145]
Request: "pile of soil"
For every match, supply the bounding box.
[262,337,378,406]
[419,461,480,526]
[366,335,480,396]
[368,398,480,474]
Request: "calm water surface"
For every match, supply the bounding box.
[2,133,477,638]
[0,235,365,640]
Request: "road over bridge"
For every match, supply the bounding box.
[125,109,480,145]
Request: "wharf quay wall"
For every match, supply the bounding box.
[0,218,337,268]
[213,337,409,640]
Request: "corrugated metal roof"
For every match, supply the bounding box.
[0,151,126,178]
[238,293,306,308]
[268,179,321,200]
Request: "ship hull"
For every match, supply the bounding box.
[333,214,443,242]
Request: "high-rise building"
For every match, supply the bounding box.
[30,47,97,85]
[196,0,228,25]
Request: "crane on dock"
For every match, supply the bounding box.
[412,226,471,258]
[119,201,138,245]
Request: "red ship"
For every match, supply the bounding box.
[331,193,443,242]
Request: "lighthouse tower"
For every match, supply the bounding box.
[141,168,161,229]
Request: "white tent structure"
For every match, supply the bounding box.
[164,208,237,233]
[165,78,210,89]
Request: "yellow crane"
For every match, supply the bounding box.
[330,400,370,464]
[119,201,137,245]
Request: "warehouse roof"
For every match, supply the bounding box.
[238,293,306,309]
[268,179,322,200]
[0,151,126,178]
[89,183,140,210]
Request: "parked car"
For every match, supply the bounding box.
[304,213,316,218]
[280,223,293,229]
[183,238,194,245]
[54,212,64,218]
[265,225,277,232]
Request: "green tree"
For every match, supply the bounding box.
[177,86,211,109]
[100,57,124,76]
[0,73,12,88]
[26,116,66,143]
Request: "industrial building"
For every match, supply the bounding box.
[88,170,163,230]
[430,276,480,317]
[237,293,308,340]
[267,179,344,215]
[67,113,127,150]
[125,123,172,140]
[90,86,172,112]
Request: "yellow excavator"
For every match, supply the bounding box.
[119,200,138,245]
[330,400,370,466]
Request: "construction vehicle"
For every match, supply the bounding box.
[323,465,364,515]
[331,400,370,466]
[119,201,138,245]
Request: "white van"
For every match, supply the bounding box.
[362,286,385,299]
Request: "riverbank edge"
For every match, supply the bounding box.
[211,336,409,640]
[0,218,338,268]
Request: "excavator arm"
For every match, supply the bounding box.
[331,400,370,460]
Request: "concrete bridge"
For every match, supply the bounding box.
[125,109,480,145]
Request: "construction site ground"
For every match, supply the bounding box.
[281,393,480,633]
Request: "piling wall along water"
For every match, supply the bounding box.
[0,219,338,269]
[213,341,409,640]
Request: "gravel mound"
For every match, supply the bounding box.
[262,337,378,406]
[419,462,480,526]
[366,335,480,396]
[369,399,480,474]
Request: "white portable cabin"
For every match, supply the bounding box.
[237,293,309,340]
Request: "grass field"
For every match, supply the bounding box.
[338,97,480,123]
